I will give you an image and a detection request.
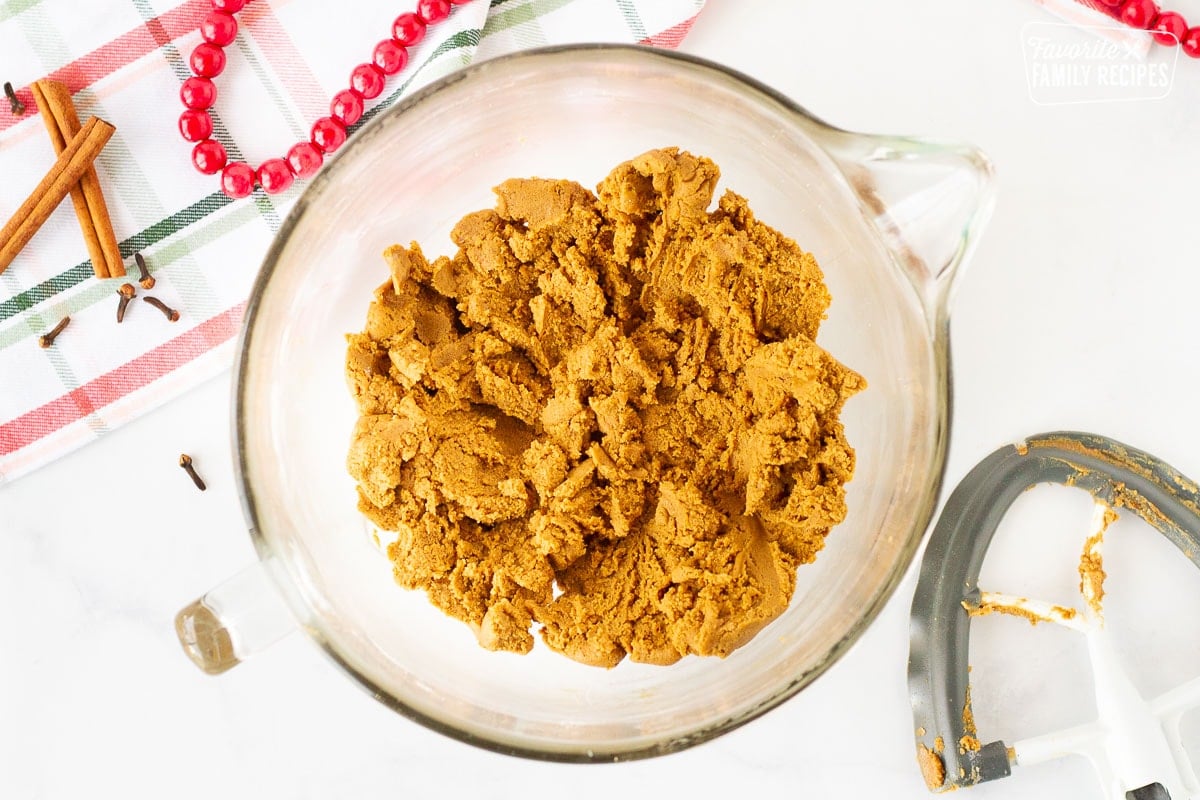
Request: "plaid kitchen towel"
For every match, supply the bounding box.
[0,0,706,485]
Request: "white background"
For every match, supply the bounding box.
[5,1,1200,798]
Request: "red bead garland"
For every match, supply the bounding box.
[286,142,324,179]
[257,159,294,194]
[180,76,216,109]
[1088,0,1200,58]
[179,109,213,141]
[1120,0,1159,28]
[201,12,238,47]
[190,43,227,78]
[310,117,347,154]
[373,40,409,75]
[1184,26,1200,57]
[392,13,426,47]
[192,139,228,174]
[182,0,475,198]
[221,161,255,198]
[330,90,364,127]
[1151,10,1188,44]
[417,0,452,24]
[350,64,387,100]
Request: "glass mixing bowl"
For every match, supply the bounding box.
[175,45,994,761]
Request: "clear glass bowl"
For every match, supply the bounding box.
[175,45,994,761]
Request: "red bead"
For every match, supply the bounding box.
[311,117,347,153]
[201,11,238,46]
[1100,0,1123,6]
[330,90,364,126]
[373,39,409,75]
[1120,0,1158,28]
[211,0,246,11]
[1151,11,1188,44]
[190,43,227,78]
[192,139,228,175]
[1184,27,1200,57]
[417,0,451,23]
[257,158,294,195]
[221,162,256,198]
[179,109,213,142]
[393,13,426,46]
[350,64,386,100]
[180,77,216,110]
[286,142,324,179]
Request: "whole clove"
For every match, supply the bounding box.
[116,283,135,323]
[143,295,180,322]
[4,82,25,116]
[38,316,70,348]
[134,252,155,289]
[179,453,207,492]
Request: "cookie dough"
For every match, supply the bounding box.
[345,147,864,667]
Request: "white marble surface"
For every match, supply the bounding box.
[5,1,1200,798]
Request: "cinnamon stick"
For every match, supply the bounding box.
[30,80,124,278]
[30,82,107,278]
[0,117,115,276]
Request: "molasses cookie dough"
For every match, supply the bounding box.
[345,148,864,667]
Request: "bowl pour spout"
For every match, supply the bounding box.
[819,130,996,331]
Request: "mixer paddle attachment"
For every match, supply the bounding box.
[908,432,1200,799]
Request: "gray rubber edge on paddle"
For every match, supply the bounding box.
[1128,782,1173,800]
[908,431,1200,793]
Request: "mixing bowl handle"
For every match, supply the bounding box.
[816,129,996,333]
[174,558,298,675]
